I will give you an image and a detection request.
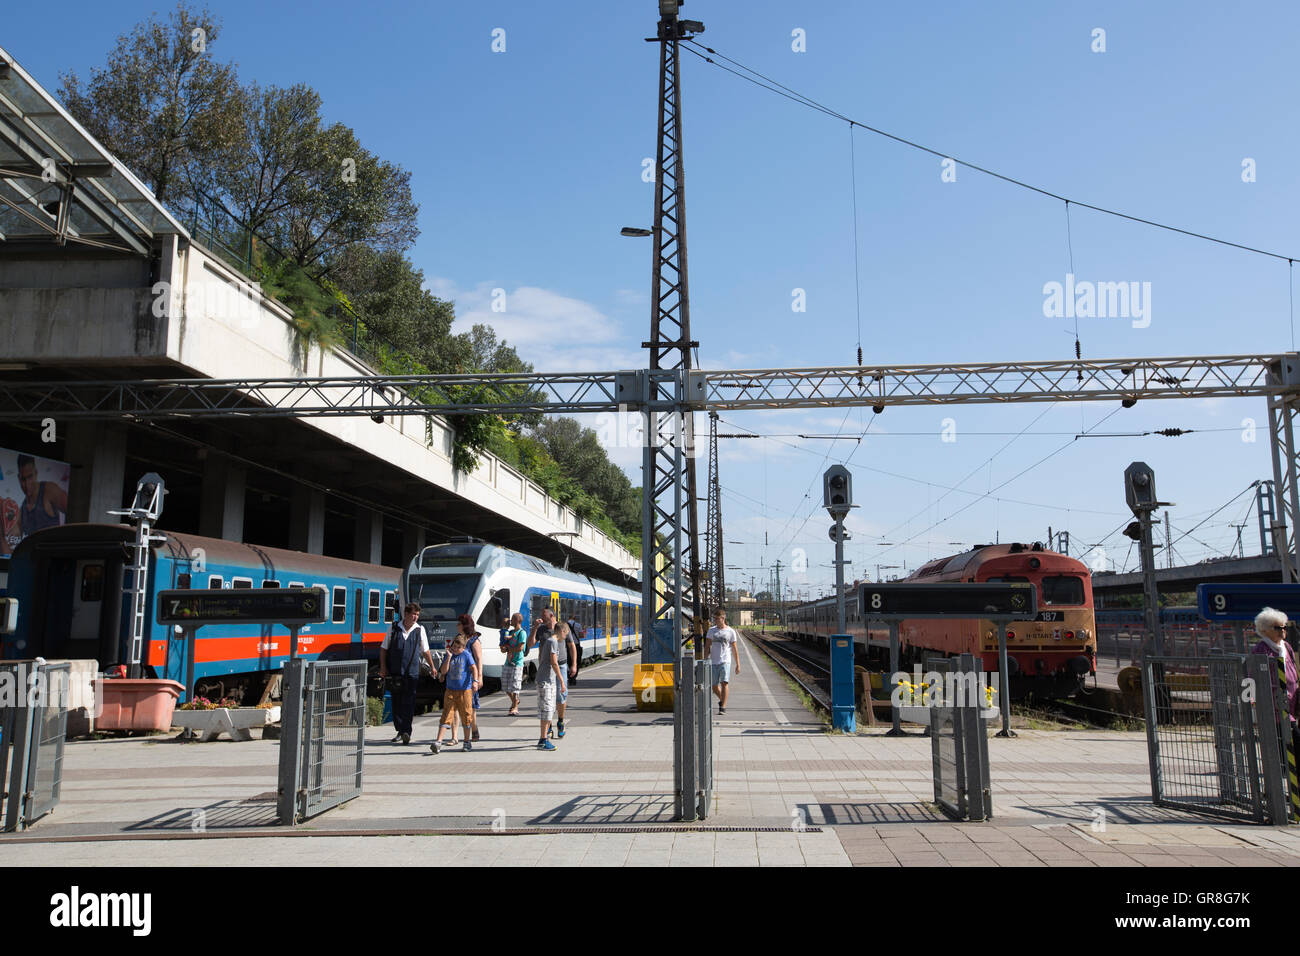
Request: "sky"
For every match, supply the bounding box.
[9,0,1300,597]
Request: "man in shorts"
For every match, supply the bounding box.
[703,608,740,715]
[553,618,578,738]
[534,614,564,750]
[501,612,527,715]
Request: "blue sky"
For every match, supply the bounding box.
[11,1,1300,595]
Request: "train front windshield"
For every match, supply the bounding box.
[408,574,482,624]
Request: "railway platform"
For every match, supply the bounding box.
[1,635,1298,866]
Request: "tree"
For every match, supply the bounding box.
[59,3,245,214]
[328,245,457,370]
[213,82,325,237]
[274,124,419,274]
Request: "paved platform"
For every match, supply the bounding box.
[2,634,1298,866]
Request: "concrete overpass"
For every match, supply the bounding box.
[0,46,637,582]
[1091,555,1283,604]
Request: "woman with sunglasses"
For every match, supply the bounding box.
[1252,607,1297,727]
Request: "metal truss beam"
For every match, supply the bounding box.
[0,354,1292,423]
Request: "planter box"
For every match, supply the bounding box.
[171,707,279,742]
[95,679,185,732]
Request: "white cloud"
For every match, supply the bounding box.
[433,278,643,372]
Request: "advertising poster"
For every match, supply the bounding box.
[0,447,70,557]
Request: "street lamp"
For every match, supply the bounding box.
[620,226,652,237]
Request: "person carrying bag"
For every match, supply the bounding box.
[380,602,436,745]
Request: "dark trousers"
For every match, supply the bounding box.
[391,678,418,735]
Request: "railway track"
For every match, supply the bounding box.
[743,631,832,712]
[747,630,1142,730]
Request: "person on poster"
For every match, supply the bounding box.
[1,454,67,556]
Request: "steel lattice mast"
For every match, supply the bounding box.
[703,410,725,619]
[644,4,704,657]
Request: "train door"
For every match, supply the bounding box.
[67,559,106,660]
[616,603,623,652]
[351,583,364,658]
[604,600,611,654]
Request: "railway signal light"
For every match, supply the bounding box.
[823,465,853,518]
[1124,461,1158,513]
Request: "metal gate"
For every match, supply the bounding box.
[928,654,992,822]
[2,660,71,831]
[1143,654,1290,823]
[277,659,367,825]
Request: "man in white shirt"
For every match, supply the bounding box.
[703,608,740,715]
[379,602,437,745]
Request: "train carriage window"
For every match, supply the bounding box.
[332,587,347,624]
[368,589,381,624]
[477,589,510,629]
[176,572,191,590]
[530,594,550,624]
[208,575,223,590]
[80,564,105,601]
[1041,575,1085,606]
[385,591,398,620]
[232,577,253,590]
[261,579,281,589]
[353,588,363,632]
[289,581,305,589]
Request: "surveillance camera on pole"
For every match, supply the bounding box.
[1123,461,1173,655]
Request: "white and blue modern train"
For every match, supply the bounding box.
[401,540,642,683]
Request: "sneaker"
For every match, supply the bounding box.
[556,723,566,739]
[538,740,557,751]
[401,732,410,745]
[390,733,403,743]
[537,739,547,749]
[430,741,441,754]
[547,727,554,739]
[472,727,480,742]
[464,741,473,752]
[719,706,726,715]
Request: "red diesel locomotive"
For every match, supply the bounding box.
[786,542,1097,698]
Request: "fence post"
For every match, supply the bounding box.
[696,659,712,819]
[1142,657,1163,806]
[277,658,306,826]
[3,677,33,833]
[1249,654,1289,825]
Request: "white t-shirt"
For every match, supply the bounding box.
[706,626,738,666]
[383,622,430,654]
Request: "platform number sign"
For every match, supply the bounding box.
[859,582,1038,620]
[157,587,329,626]
[1197,583,1300,622]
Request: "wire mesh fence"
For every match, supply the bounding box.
[1142,654,1290,823]
[926,654,992,822]
[278,659,367,825]
[1,661,71,831]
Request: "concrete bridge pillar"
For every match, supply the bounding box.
[289,487,325,555]
[402,524,426,564]
[65,422,127,524]
[199,456,246,541]
[353,506,383,564]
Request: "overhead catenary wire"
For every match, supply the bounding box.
[681,39,1299,265]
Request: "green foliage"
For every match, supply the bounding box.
[58,3,245,211]
[254,250,340,354]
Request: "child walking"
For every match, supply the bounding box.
[430,634,479,754]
